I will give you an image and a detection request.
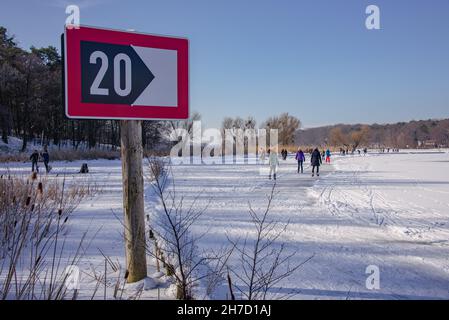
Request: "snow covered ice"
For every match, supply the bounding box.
[1,150,449,299]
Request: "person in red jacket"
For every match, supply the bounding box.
[325,149,331,164]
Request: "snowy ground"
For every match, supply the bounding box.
[1,150,449,299]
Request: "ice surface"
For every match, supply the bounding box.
[1,150,448,299]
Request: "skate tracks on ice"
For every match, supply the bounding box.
[168,152,449,299]
[304,152,449,299]
[2,151,449,299]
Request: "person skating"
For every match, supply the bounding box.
[259,147,266,164]
[41,148,51,173]
[268,148,279,180]
[281,149,288,160]
[295,148,305,173]
[311,148,322,177]
[325,148,331,163]
[30,150,39,173]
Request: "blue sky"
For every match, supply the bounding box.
[1,0,448,128]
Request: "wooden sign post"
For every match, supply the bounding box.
[120,120,147,282]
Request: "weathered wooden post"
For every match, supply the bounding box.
[120,120,147,282]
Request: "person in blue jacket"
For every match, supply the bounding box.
[295,148,305,173]
[325,148,331,164]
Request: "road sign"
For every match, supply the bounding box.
[64,25,189,120]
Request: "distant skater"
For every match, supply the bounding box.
[30,150,39,173]
[281,149,288,160]
[41,148,50,173]
[259,147,266,164]
[325,148,331,163]
[268,149,279,180]
[295,148,305,173]
[311,148,322,177]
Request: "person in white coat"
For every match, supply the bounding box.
[259,147,266,164]
[268,149,279,180]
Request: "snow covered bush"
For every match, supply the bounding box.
[145,157,232,300]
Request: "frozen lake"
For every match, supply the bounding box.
[1,150,449,299]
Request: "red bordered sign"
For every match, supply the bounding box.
[63,25,189,120]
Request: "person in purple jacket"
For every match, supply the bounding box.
[295,148,306,173]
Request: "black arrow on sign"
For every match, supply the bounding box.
[81,41,154,105]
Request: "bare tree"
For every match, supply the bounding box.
[329,126,369,151]
[227,184,313,300]
[162,112,202,157]
[221,116,258,155]
[263,113,300,146]
[222,116,257,132]
[167,111,201,141]
[349,126,370,151]
[145,157,232,299]
[329,127,349,147]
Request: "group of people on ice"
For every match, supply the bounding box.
[294,148,329,176]
[260,147,332,180]
[339,147,368,156]
[29,148,51,173]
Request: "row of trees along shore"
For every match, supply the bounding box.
[2,26,447,154]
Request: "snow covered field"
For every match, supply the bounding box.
[1,150,449,299]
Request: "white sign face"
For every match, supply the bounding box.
[131,46,178,107]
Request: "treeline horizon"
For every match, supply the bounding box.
[296,118,449,149]
[1,26,448,154]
